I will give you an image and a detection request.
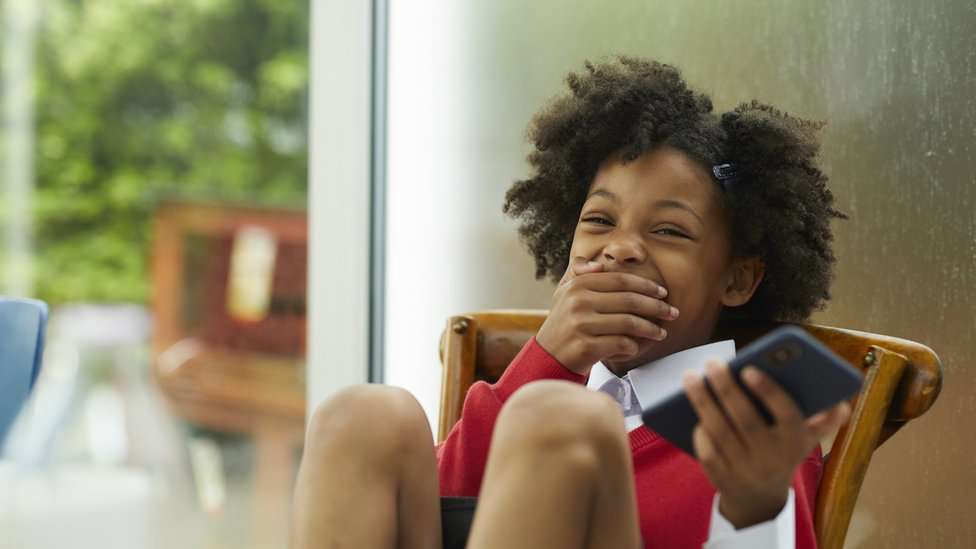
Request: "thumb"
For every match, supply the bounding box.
[807,402,851,438]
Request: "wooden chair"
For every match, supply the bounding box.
[438,310,942,549]
[151,201,308,442]
[150,200,307,547]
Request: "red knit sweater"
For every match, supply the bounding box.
[437,337,821,549]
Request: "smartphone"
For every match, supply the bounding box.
[641,326,863,457]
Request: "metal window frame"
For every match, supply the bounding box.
[307,0,388,409]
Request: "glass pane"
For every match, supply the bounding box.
[1,1,309,548]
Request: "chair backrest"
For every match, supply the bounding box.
[0,298,49,444]
[438,310,942,549]
[150,200,307,438]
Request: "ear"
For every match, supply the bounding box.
[721,256,765,307]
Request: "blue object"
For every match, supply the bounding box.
[0,297,48,444]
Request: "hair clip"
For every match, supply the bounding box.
[712,163,738,190]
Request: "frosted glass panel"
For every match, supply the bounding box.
[385,3,974,546]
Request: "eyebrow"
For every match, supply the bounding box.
[585,190,705,226]
[654,199,705,226]
[586,189,619,202]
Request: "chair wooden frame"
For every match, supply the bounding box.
[151,200,308,439]
[438,310,942,549]
[150,200,307,546]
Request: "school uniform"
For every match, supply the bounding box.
[437,338,821,549]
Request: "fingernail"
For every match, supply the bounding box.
[587,261,601,268]
[658,286,668,298]
[743,367,761,384]
[656,328,668,341]
[669,306,679,319]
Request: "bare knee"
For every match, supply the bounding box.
[494,381,626,470]
[501,380,624,438]
[304,385,432,457]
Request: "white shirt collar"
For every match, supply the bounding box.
[586,340,737,431]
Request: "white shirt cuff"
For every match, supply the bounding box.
[704,489,795,549]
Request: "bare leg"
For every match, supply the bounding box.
[290,385,441,549]
[467,380,641,549]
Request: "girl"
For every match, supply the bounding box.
[291,57,850,549]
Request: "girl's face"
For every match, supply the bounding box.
[569,146,762,373]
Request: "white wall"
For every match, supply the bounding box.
[384,2,552,428]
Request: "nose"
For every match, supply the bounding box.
[602,235,647,266]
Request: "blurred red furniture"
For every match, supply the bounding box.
[150,200,307,538]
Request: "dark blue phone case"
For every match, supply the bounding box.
[641,326,864,457]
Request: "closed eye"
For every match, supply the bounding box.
[653,227,690,238]
[582,216,614,226]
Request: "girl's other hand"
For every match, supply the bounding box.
[535,257,677,375]
[683,361,851,529]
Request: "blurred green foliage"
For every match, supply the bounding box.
[29,0,308,304]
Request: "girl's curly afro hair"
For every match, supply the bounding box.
[503,56,845,322]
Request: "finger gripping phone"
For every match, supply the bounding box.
[641,326,864,457]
